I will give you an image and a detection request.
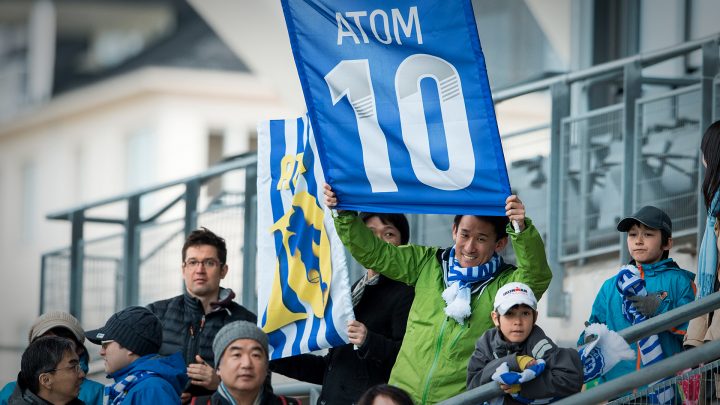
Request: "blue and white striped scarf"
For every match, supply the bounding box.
[442,249,503,324]
[490,360,553,404]
[104,370,157,405]
[616,264,674,405]
[697,191,720,299]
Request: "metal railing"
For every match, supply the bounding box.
[40,35,720,326]
[437,291,720,405]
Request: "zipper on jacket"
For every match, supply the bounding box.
[421,317,449,405]
[186,315,206,364]
[449,322,467,351]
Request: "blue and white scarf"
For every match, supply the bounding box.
[616,265,674,405]
[442,248,503,324]
[697,191,720,299]
[490,360,553,404]
[104,370,157,405]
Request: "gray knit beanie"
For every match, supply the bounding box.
[29,311,85,344]
[213,321,268,368]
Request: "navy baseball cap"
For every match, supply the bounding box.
[617,206,672,235]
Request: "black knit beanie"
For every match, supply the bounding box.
[85,306,162,356]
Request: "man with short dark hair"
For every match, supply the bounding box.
[147,228,256,402]
[0,311,103,405]
[10,336,85,405]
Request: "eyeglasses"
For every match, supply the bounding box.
[183,259,221,269]
[100,340,115,350]
[48,363,82,374]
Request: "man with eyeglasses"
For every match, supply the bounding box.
[147,227,256,403]
[1,311,103,405]
[85,306,188,404]
[10,336,85,405]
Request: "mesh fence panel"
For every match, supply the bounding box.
[41,250,71,313]
[197,200,246,297]
[635,86,702,236]
[608,358,720,404]
[560,106,624,259]
[81,235,122,329]
[137,219,185,306]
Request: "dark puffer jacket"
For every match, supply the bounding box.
[8,378,85,405]
[271,275,414,404]
[147,287,256,396]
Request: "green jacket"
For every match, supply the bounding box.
[334,213,553,404]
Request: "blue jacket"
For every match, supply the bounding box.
[0,350,103,405]
[585,258,695,383]
[107,352,188,404]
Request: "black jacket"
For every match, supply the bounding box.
[147,287,256,396]
[271,274,414,405]
[192,387,299,405]
[467,325,583,404]
[8,380,85,405]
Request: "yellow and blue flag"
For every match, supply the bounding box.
[256,115,353,359]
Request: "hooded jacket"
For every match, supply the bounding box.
[106,352,188,404]
[467,325,583,404]
[585,258,696,383]
[333,212,552,404]
[1,347,103,405]
[147,288,256,396]
[7,377,85,405]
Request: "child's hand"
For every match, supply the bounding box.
[499,383,521,394]
[505,195,526,232]
[628,292,665,318]
[517,355,537,370]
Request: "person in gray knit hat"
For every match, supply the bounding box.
[191,321,298,405]
[85,307,188,404]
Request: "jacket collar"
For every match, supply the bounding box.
[183,287,236,314]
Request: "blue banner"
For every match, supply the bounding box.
[281,0,510,215]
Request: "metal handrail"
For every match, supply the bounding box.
[437,290,720,405]
[492,32,720,102]
[46,153,258,220]
[555,340,720,405]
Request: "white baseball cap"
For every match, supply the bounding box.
[494,282,538,315]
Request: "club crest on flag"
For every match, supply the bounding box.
[257,116,353,359]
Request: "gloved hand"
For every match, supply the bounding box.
[628,292,665,318]
[516,355,537,371]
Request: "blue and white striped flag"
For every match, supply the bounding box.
[256,115,354,359]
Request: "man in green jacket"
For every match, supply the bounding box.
[324,185,552,404]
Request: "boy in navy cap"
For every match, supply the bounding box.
[85,306,188,404]
[583,206,695,397]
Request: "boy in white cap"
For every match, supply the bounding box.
[467,282,583,404]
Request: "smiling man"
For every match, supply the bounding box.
[324,185,553,404]
[147,228,256,403]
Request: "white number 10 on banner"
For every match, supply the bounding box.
[325,54,475,193]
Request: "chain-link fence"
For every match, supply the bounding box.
[609,358,720,405]
[635,85,702,238]
[559,105,625,260]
